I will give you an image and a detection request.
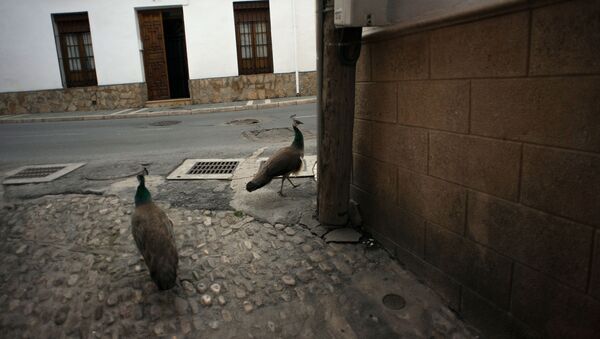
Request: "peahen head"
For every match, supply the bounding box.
[290,114,304,150]
[135,167,152,206]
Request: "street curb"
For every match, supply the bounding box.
[0,97,316,124]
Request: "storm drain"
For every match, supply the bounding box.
[149,120,181,127]
[188,161,239,175]
[382,294,406,310]
[257,155,316,178]
[227,118,259,125]
[167,159,242,180]
[3,163,86,185]
[9,166,65,179]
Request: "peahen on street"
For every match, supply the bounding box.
[246,115,304,196]
[131,168,179,290]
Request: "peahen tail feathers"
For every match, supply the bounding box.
[148,247,178,290]
[246,172,272,192]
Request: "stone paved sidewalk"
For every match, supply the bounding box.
[0,193,478,338]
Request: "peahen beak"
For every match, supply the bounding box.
[136,167,149,177]
[290,114,303,127]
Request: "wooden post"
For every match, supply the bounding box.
[317,0,362,225]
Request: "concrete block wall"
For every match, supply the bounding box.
[351,0,600,337]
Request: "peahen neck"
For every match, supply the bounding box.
[292,125,304,150]
[135,177,152,206]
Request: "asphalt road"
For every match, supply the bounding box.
[0,104,317,171]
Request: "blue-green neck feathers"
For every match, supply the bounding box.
[135,175,152,206]
[292,126,304,150]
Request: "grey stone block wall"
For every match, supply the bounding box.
[0,83,147,115]
[189,71,317,105]
[0,71,317,115]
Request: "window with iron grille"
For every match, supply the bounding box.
[53,13,98,88]
[233,2,274,75]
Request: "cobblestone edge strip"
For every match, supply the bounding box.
[0,98,316,124]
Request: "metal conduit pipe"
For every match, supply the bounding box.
[315,0,323,216]
[292,0,300,96]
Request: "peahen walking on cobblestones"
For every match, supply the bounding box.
[246,115,304,196]
[131,168,178,290]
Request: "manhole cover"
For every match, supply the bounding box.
[3,163,86,185]
[243,128,314,143]
[149,120,181,127]
[167,159,243,180]
[247,127,292,140]
[227,118,259,125]
[382,294,406,310]
[187,161,239,175]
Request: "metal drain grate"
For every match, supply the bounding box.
[8,166,66,179]
[167,159,243,180]
[187,161,239,175]
[3,163,86,185]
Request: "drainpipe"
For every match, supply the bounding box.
[316,0,323,215]
[292,0,300,96]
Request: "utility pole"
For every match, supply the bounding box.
[316,0,362,226]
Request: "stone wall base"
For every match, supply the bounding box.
[189,71,317,105]
[0,83,147,115]
[0,71,317,115]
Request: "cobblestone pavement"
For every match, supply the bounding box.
[0,194,478,338]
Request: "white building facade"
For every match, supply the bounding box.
[0,0,317,114]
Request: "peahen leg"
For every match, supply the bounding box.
[286,177,300,188]
[278,177,285,196]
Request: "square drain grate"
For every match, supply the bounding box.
[3,163,86,185]
[8,166,66,179]
[187,161,239,175]
[257,155,316,178]
[168,159,243,180]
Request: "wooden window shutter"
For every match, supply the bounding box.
[54,13,98,88]
[233,1,274,75]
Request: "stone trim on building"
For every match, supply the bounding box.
[0,83,147,115]
[0,71,317,115]
[189,71,317,105]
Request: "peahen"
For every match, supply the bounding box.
[131,168,179,290]
[246,115,304,196]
